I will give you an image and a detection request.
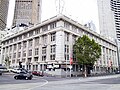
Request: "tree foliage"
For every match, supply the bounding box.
[73,35,101,65]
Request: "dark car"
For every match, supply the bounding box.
[0,70,2,75]
[32,71,44,76]
[115,70,120,74]
[14,71,33,80]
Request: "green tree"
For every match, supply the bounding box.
[73,35,101,77]
[4,56,11,69]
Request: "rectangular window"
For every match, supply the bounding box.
[50,54,55,60]
[23,33,27,38]
[42,25,48,31]
[18,52,21,58]
[34,57,38,61]
[23,51,26,57]
[64,22,70,29]
[64,45,69,60]
[13,53,16,58]
[42,35,47,44]
[50,45,56,53]
[29,49,32,56]
[51,33,56,42]
[35,28,40,34]
[14,44,17,50]
[42,47,46,54]
[10,46,12,51]
[65,32,69,41]
[35,48,39,55]
[42,55,46,61]
[23,41,27,49]
[29,31,33,37]
[35,37,39,46]
[14,37,17,42]
[29,39,33,47]
[18,43,21,50]
[22,58,26,63]
[19,35,22,40]
[50,22,56,29]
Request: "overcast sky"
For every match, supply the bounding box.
[7,0,99,32]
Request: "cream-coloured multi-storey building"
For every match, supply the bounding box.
[0,15,119,76]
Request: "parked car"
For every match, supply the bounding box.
[12,68,28,73]
[0,70,2,75]
[32,71,44,76]
[115,70,120,74]
[14,71,33,80]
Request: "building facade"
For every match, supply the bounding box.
[0,0,9,31]
[12,0,42,26]
[1,15,119,76]
[97,0,116,40]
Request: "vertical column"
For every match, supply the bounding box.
[38,36,42,71]
[26,41,29,70]
[46,34,50,61]
[0,47,3,64]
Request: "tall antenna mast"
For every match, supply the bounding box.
[55,0,65,14]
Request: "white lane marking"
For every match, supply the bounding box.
[24,79,48,90]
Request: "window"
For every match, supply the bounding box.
[65,45,69,60]
[42,25,48,31]
[22,58,26,63]
[9,54,11,59]
[35,48,39,55]
[19,35,22,40]
[34,57,38,61]
[64,22,70,29]
[10,45,12,51]
[65,45,69,53]
[23,51,26,57]
[23,41,27,49]
[50,22,56,29]
[50,54,55,60]
[14,37,17,42]
[23,33,27,38]
[51,45,56,53]
[42,47,46,54]
[72,25,77,32]
[29,31,33,37]
[14,44,17,50]
[13,53,16,58]
[65,32,69,41]
[72,35,76,44]
[35,28,40,34]
[42,35,47,44]
[51,33,56,42]
[35,37,39,46]
[18,43,21,50]
[10,39,13,43]
[42,55,46,61]
[28,49,32,56]
[3,48,5,53]
[29,39,33,47]
[18,52,21,58]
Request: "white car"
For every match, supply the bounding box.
[12,68,21,73]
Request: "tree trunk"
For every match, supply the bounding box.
[84,65,87,77]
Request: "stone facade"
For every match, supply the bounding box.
[0,15,119,76]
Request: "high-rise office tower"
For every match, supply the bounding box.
[12,0,42,26]
[0,0,9,30]
[97,0,120,41]
[111,0,120,41]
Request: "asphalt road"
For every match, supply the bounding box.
[0,73,120,90]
